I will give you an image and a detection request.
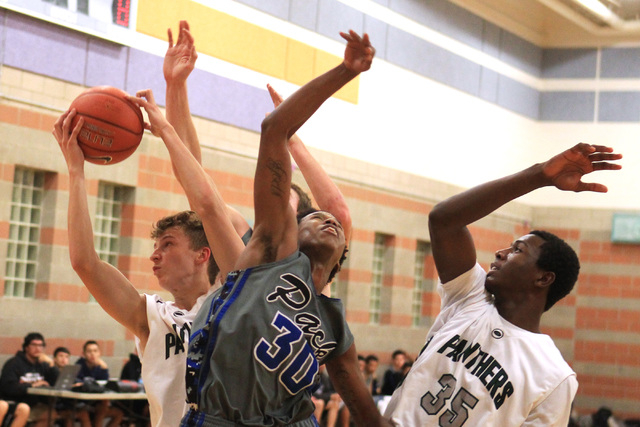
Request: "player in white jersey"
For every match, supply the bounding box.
[385,144,622,426]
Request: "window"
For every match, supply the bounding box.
[94,182,123,267]
[369,233,388,324]
[412,241,431,327]
[4,168,45,298]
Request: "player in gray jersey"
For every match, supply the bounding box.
[130,29,390,426]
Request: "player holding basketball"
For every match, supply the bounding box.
[384,144,622,425]
[131,30,390,426]
[53,116,224,427]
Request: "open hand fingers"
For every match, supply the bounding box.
[167,28,174,48]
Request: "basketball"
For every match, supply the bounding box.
[69,86,144,165]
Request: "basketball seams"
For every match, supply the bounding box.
[73,92,143,135]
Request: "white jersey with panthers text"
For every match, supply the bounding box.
[136,290,213,427]
[385,263,577,426]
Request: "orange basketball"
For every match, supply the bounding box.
[69,86,144,165]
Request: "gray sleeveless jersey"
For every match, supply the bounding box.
[183,251,353,426]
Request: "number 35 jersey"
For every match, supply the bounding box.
[385,263,577,427]
[185,251,353,426]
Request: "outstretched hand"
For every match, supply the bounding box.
[541,143,622,193]
[339,30,375,73]
[163,20,197,84]
[53,108,85,169]
[128,89,171,137]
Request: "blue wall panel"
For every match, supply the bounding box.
[480,21,501,58]
[499,31,542,77]
[187,68,272,133]
[390,0,484,50]
[234,0,290,20]
[540,92,595,121]
[497,75,539,119]
[289,0,318,31]
[387,26,481,97]
[364,14,388,60]
[125,49,165,105]
[4,13,87,84]
[542,49,597,79]
[317,0,364,43]
[85,39,128,89]
[479,67,499,104]
[599,92,640,122]
[601,48,640,78]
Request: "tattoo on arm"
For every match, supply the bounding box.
[267,158,287,198]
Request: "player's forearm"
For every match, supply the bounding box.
[166,82,202,163]
[429,163,549,230]
[67,169,101,273]
[263,63,358,140]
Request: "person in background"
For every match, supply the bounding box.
[0,332,57,427]
[75,341,123,427]
[380,349,407,396]
[363,354,380,396]
[52,347,71,370]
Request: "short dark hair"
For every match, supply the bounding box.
[296,208,348,283]
[529,230,580,311]
[82,340,99,353]
[365,354,379,363]
[392,349,406,359]
[54,346,70,357]
[22,332,45,351]
[291,183,313,213]
[151,211,217,284]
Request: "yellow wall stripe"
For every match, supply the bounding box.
[136,0,360,103]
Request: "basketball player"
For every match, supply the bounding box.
[53,113,222,427]
[130,30,390,426]
[384,144,622,425]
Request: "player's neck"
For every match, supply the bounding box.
[172,280,210,310]
[495,300,543,333]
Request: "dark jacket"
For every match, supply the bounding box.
[75,358,109,381]
[0,351,57,405]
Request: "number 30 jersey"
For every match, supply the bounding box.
[183,251,353,426]
[385,263,577,427]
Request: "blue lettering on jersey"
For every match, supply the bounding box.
[255,311,319,395]
[438,334,513,409]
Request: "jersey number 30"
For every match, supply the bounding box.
[255,312,319,395]
[421,374,479,427]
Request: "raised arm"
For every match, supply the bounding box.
[129,90,245,279]
[237,31,374,269]
[266,84,352,243]
[429,143,622,283]
[53,110,149,343]
[164,20,200,162]
[163,20,250,238]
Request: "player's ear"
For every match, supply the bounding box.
[535,271,555,289]
[196,247,211,264]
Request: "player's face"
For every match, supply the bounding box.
[25,339,45,361]
[83,344,101,364]
[54,352,70,368]
[298,211,346,260]
[485,234,545,297]
[150,227,202,289]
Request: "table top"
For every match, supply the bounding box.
[27,387,147,400]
